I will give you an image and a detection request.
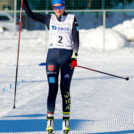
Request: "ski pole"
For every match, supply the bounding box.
[77,65,129,81]
[13,0,23,109]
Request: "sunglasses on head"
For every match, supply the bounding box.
[53,6,64,10]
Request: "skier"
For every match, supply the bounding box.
[23,0,79,133]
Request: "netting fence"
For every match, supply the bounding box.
[0,0,134,10]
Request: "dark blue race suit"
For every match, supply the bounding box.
[23,0,79,115]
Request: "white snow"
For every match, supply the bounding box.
[0,26,4,33]
[0,17,134,134]
[80,27,126,51]
[113,18,134,41]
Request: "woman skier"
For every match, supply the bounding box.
[23,0,79,133]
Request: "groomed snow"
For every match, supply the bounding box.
[0,18,134,134]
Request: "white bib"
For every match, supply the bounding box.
[49,14,74,50]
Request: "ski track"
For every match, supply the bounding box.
[0,31,134,134]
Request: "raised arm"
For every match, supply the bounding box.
[23,0,51,29]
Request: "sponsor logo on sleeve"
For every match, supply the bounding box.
[76,26,79,31]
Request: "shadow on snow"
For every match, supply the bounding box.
[0,114,134,133]
[85,129,134,134]
[0,114,90,133]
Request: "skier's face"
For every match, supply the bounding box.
[53,4,65,17]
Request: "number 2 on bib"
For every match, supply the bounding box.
[58,36,63,43]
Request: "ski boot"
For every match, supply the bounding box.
[46,117,54,134]
[62,117,70,134]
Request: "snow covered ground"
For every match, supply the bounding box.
[0,17,134,134]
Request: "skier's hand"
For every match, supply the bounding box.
[71,59,77,69]
[70,53,77,69]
